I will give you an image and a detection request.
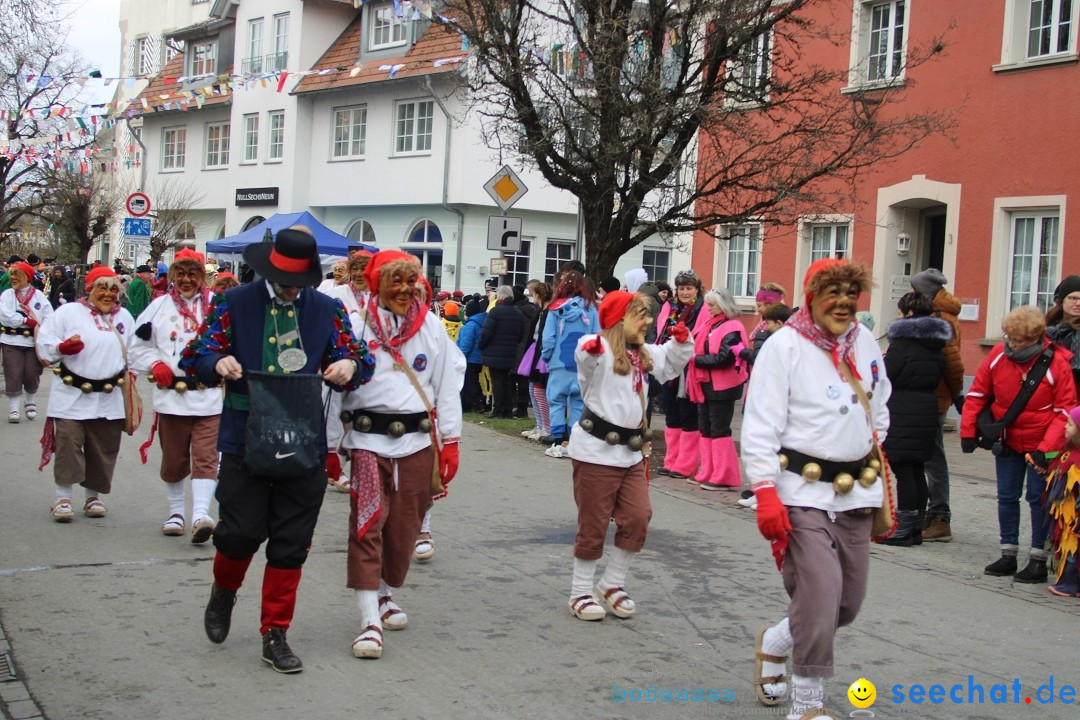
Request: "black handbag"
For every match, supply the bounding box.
[974,347,1054,451]
[244,371,326,478]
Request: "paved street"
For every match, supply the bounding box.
[1,376,1079,720]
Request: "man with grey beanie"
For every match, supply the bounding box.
[910,268,965,542]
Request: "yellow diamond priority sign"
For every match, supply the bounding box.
[484,165,528,212]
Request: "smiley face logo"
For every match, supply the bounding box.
[848,678,877,708]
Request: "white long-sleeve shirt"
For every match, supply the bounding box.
[36,303,136,421]
[568,334,694,467]
[741,324,891,512]
[129,293,222,416]
[341,305,465,458]
[0,287,52,348]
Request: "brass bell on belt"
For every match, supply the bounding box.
[833,472,855,494]
[418,418,433,433]
[52,367,61,376]
[80,382,93,394]
[175,381,188,393]
[579,418,595,433]
[605,431,620,445]
[62,375,74,386]
[802,462,822,483]
[387,421,406,438]
[21,329,30,336]
[867,458,881,471]
[778,453,789,471]
[627,435,644,451]
[340,410,354,424]
[103,383,114,393]
[116,375,125,386]
[859,467,879,487]
[357,415,373,432]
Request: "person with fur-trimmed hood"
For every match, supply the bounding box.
[340,250,465,659]
[565,291,693,622]
[742,259,891,720]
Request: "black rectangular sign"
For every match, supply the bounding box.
[235,187,279,206]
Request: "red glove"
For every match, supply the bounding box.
[671,321,690,343]
[439,442,460,484]
[582,336,605,356]
[754,486,792,543]
[24,317,37,330]
[151,361,175,388]
[58,336,84,355]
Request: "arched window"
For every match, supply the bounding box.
[242,215,266,231]
[176,221,196,242]
[407,219,442,244]
[346,219,377,245]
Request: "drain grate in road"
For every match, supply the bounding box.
[0,652,16,682]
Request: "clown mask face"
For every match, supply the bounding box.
[90,280,121,314]
[622,305,652,346]
[350,259,370,291]
[332,264,348,284]
[381,268,420,316]
[9,269,29,291]
[172,265,204,299]
[810,281,860,338]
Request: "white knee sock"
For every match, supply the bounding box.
[379,579,394,598]
[84,487,102,500]
[191,478,217,521]
[761,617,792,699]
[165,481,185,516]
[356,589,381,629]
[55,484,73,502]
[570,557,597,598]
[24,392,35,406]
[8,396,19,413]
[420,507,432,534]
[788,675,825,720]
[599,546,635,590]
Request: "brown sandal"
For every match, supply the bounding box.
[754,626,787,707]
[352,624,383,659]
[378,595,407,630]
[595,584,635,618]
[568,594,605,621]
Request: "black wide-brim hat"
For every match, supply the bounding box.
[243,228,324,287]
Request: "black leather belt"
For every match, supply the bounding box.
[1,325,32,336]
[578,407,645,447]
[146,374,209,392]
[55,363,126,393]
[779,447,864,480]
[341,409,430,436]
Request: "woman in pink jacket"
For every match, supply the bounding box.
[687,288,749,489]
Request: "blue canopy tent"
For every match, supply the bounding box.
[205,211,376,271]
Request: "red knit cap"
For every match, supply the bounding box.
[362,249,420,290]
[85,266,118,290]
[214,271,237,283]
[10,262,35,282]
[172,248,205,266]
[599,290,635,330]
[436,291,450,301]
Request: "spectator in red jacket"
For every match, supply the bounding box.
[960,306,1077,584]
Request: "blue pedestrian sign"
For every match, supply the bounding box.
[123,217,152,237]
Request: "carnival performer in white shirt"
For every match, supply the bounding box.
[742,259,891,720]
[1,261,52,422]
[130,249,223,542]
[321,249,374,493]
[565,291,693,621]
[36,267,136,522]
[341,250,465,659]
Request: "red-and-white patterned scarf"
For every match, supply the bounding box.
[784,304,862,379]
[168,285,211,331]
[351,449,381,540]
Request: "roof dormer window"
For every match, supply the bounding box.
[190,40,217,77]
[370,4,408,50]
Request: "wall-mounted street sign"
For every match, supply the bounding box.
[123,217,152,237]
[489,258,508,275]
[487,215,522,253]
[235,187,279,207]
[126,192,151,217]
[483,165,528,212]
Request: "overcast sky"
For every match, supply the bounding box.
[65,0,122,104]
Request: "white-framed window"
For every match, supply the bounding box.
[242,113,259,163]
[847,0,908,87]
[503,237,533,288]
[721,224,761,298]
[371,3,408,49]
[642,248,670,283]
[332,105,367,160]
[394,99,434,155]
[205,122,230,168]
[136,35,158,76]
[270,13,289,71]
[998,0,1079,69]
[176,222,196,242]
[810,224,850,262]
[346,219,377,245]
[165,39,182,63]
[544,239,575,283]
[407,219,443,244]
[190,40,216,77]
[1008,210,1060,312]
[267,111,284,161]
[245,18,264,74]
[727,31,771,104]
[162,126,186,171]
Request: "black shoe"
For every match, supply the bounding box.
[537,434,557,445]
[740,489,754,500]
[484,411,498,419]
[204,583,236,644]
[983,555,1018,576]
[512,407,529,418]
[1013,558,1048,584]
[262,628,303,674]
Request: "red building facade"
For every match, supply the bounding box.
[692,0,1079,373]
